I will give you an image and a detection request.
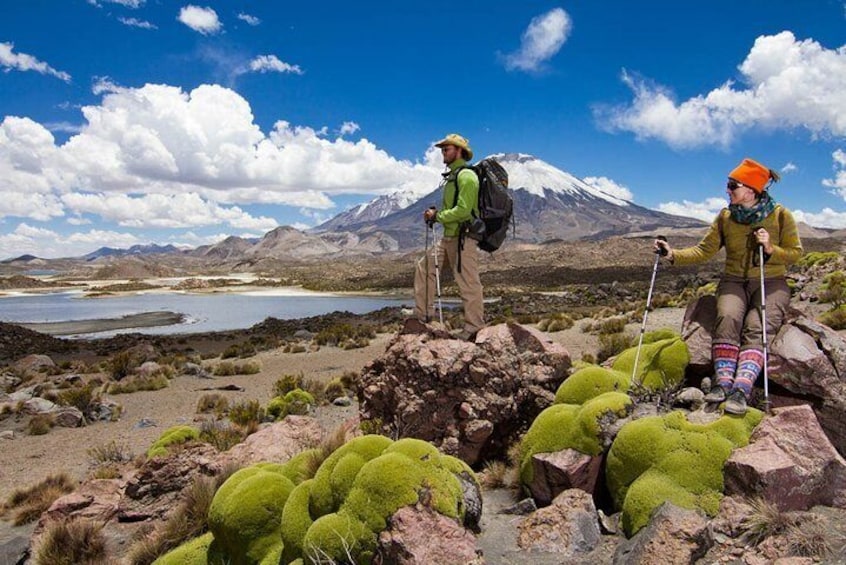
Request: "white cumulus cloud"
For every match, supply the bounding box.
[118,17,157,29]
[823,148,846,199]
[88,0,145,7]
[237,12,260,26]
[502,7,572,72]
[339,121,360,136]
[657,197,727,223]
[0,83,443,229]
[792,208,846,229]
[178,5,222,35]
[248,55,303,75]
[583,176,633,202]
[0,223,143,259]
[0,42,71,82]
[781,162,798,173]
[596,32,846,148]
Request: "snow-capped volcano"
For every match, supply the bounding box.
[494,153,630,207]
[314,153,704,249]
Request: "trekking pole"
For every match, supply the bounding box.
[424,222,431,323]
[759,240,770,412]
[632,235,667,386]
[429,210,444,325]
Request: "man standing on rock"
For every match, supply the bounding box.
[413,133,484,340]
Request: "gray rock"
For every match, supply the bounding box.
[673,387,705,407]
[613,502,712,564]
[8,385,38,403]
[499,498,537,516]
[332,396,352,407]
[134,418,158,429]
[88,397,121,422]
[53,406,84,428]
[22,397,57,415]
[0,430,14,440]
[518,489,601,556]
[725,404,846,511]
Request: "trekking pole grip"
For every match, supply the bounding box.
[655,235,668,257]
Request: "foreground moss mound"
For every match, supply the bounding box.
[555,330,689,406]
[147,425,199,458]
[155,435,477,565]
[606,409,763,536]
[519,392,632,485]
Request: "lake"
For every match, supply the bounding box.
[0,289,411,338]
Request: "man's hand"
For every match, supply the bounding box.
[755,228,774,255]
[424,207,437,225]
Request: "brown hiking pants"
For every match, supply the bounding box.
[714,274,790,350]
[414,235,484,333]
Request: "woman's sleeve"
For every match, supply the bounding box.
[672,213,724,266]
[770,207,803,265]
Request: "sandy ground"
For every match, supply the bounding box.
[0,306,687,504]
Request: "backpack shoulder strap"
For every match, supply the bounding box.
[451,165,470,208]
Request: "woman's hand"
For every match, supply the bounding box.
[754,228,774,255]
[654,238,674,262]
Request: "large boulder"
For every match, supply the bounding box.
[526,449,603,507]
[377,503,483,564]
[517,489,601,557]
[613,502,713,565]
[358,322,570,465]
[217,416,324,468]
[724,404,846,511]
[682,296,846,455]
[13,354,56,373]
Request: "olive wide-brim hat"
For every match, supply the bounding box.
[434,133,473,160]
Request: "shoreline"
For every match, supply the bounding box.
[18,311,185,336]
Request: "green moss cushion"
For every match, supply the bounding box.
[207,463,296,565]
[153,532,214,565]
[519,392,633,485]
[555,365,631,405]
[146,425,199,458]
[611,332,690,389]
[280,479,315,564]
[267,389,316,420]
[606,409,763,536]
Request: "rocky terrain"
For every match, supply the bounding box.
[1,240,845,564]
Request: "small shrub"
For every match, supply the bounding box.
[596,331,634,364]
[212,361,236,377]
[284,343,307,353]
[479,461,514,489]
[35,518,106,565]
[819,305,846,331]
[27,414,55,435]
[108,350,137,381]
[87,440,132,465]
[196,393,229,415]
[147,426,199,458]
[3,473,76,526]
[267,389,315,420]
[323,378,345,400]
[819,270,846,307]
[57,384,97,413]
[236,361,260,375]
[107,373,169,394]
[797,251,840,268]
[273,373,304,397]
[597,316,628,335]
[314,323,375,347]
[198,419,245,452]
[359,418,385,437]
[228,399,264,429]
[740,497,797,546]
[537,312,574,332]
[91,465,122,480]
[786,516,838,558]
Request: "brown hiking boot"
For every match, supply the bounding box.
[704,386,727,403]
[724,390,748,415]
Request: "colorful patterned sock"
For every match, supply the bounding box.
[713,343,740,391]
[734,349,764,398]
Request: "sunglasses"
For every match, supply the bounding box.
[726,179,746,191]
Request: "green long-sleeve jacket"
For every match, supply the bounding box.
[673,204,803,278]
[436,159,480,237]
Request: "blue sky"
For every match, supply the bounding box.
[1,1,845,258]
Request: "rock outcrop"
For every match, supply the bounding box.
[682,295,846,455]
[358,321,570,465]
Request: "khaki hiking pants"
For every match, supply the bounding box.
[414,235,484,333]
[714,274,790,350]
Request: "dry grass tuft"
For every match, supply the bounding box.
[740,498,798,546]
[478,461,517,489]
[27,413,55,436]
[3,473,76,526]
[87,440,133,466]
[198,419,245,452]
[304,423,352,480]
[35,518,107,565]
[196,393,229,415]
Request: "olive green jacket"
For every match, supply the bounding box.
[435,159,480,238]
[673,205,803,279]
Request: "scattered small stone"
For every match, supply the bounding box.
[198,384,244,392]
[597,509,619,534]
[53,406,84,428]
[332,396,352,407]
[674,387,705,407]
[134,418,157,429]
[731,547,745,556]
[293,329,314,340]
[499,498,537,516]
[0,430,14,440]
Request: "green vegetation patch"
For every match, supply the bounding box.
[610,329,689,390]
[147,426,200,458]
[266,389,315,420]
[606,409,763,536]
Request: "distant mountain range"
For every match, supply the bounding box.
[1,154,840,269]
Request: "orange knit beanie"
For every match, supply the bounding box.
[728,158,778,194]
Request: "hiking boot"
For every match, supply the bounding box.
[704,386,727,403]
[452,329,477,342]
[724,390,748,415]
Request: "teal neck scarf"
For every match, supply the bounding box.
[729,191,776,225]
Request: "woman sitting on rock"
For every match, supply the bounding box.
[654,158,803,415]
